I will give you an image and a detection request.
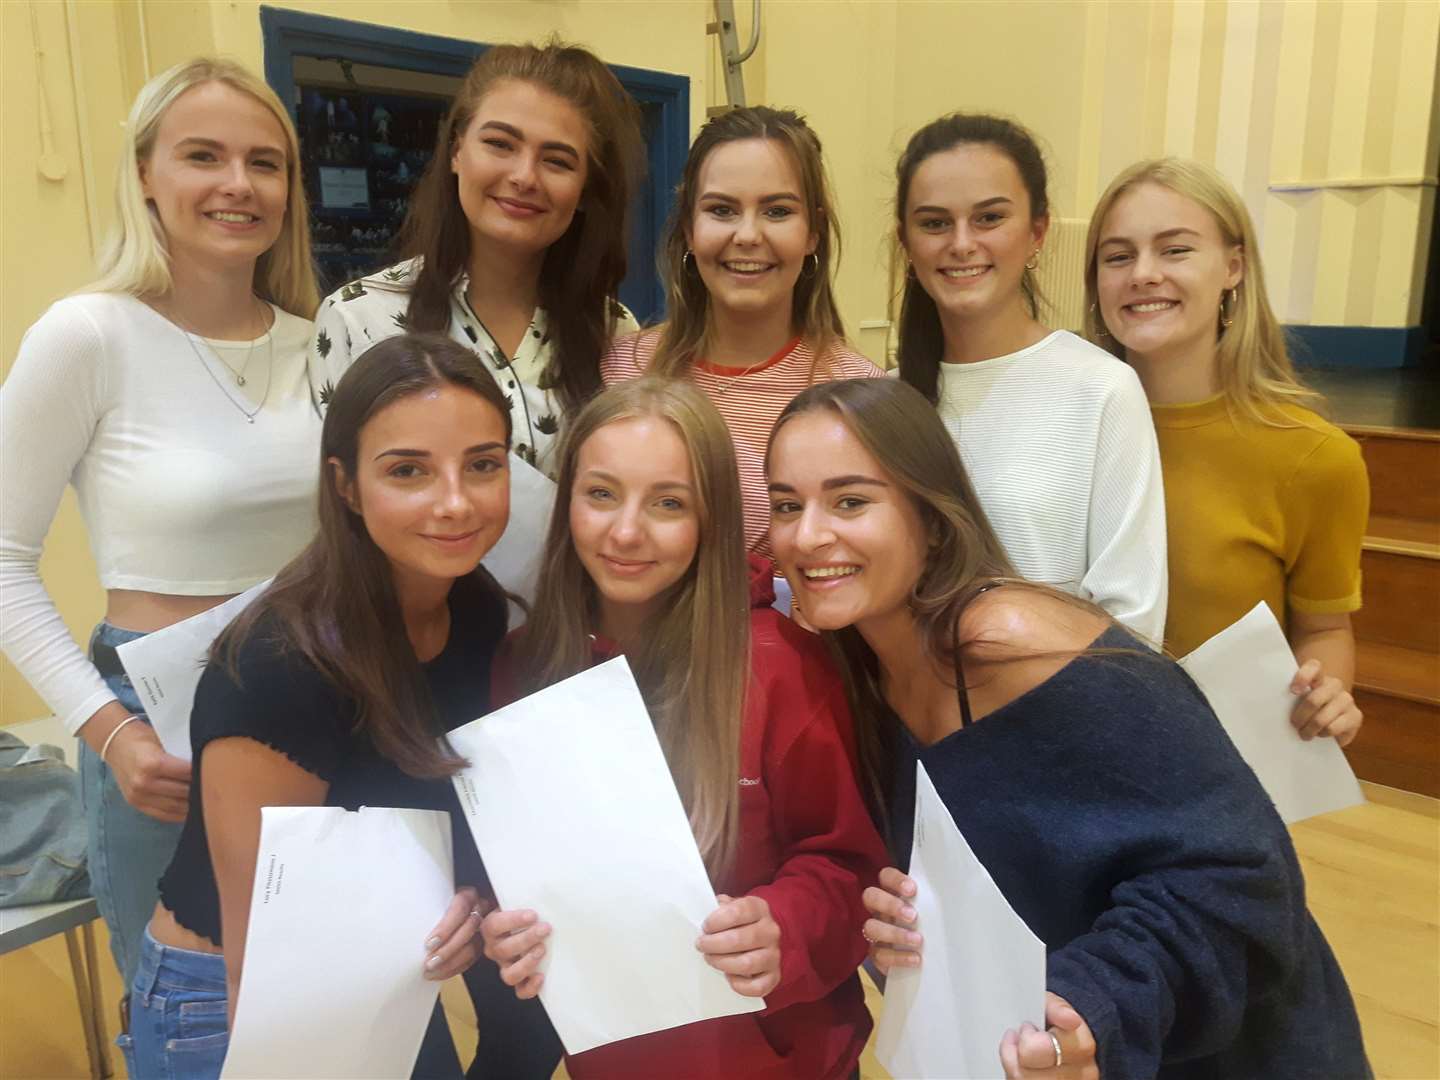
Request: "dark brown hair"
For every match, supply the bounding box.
[397,41,645,414]
[650,106,846,376]
[214,333,512,778]
[893,113,1050,403]
[767,379,1127,825]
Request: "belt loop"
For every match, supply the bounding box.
[133,933,162,1006]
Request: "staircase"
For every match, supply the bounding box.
[1344,425,1440,796]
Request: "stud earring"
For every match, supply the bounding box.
[1025,250,1041,271]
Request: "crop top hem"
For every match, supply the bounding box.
[99,572,274,595]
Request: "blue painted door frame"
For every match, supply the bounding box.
[260,5,688,322]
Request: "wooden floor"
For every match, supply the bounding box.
[3,783,1436,1080]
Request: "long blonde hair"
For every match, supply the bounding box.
[1083,158,1319,423]
[86,57,319,318]
[513,377,749,881]
[649,106,846,378]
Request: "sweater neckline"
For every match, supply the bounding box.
[938,329,1066,374]
[694,336,803,377]
[899,624,1129,752]
[1150,393,1230,429]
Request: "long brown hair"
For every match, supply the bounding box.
[397,41,644,414]
[215,333,512,778]
[1083,158,1321,424]
[767,378,1120,821]
[892,113,1049,403]
[513,377,749,880]
[649,106,846,377]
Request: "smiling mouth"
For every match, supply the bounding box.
[206,210,259,224]
[493,196,545,214]
[423,530,480,545]
[802,565,860,580]
[722,260,774,275]
[940,266,988,279]
[1126,300,1178,313]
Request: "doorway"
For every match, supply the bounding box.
[260,7,689,322]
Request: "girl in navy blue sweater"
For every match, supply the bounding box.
[765,377,1369,1080]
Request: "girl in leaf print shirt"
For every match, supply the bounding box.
[311,41,644,475]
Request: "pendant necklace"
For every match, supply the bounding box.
[172,299,275,424]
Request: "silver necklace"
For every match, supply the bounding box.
[172,302,275,424]
[705,353,774,399]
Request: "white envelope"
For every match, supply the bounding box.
[448,656,763,1055]
[223,806,454,1080]
[486,453,555,617]
[116,580,270,760]
[876,762,1046,1080]
[1179,602,1364,824]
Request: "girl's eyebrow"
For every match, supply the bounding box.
[477,120,580,160]
[768,475,889,492]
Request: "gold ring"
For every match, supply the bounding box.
[1049,1030,1063,1068]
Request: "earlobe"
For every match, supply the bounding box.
[1227,246,1246,289]
[329,458,359,514]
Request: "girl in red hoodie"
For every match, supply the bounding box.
[480,376,886,1079]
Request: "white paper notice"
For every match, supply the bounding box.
[876,762,1046,1080]
[116,580,270,760]
[484,453,555,615]
[448,656,763,1055]
[1179,602,1364,824]
[222,806,454,1080]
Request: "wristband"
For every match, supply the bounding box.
[100,714,142,765]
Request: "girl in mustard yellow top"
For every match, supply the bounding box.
[1083,159,1368,747]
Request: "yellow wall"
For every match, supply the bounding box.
[4,0,1438,724]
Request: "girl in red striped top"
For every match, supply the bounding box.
[601,107,883,560]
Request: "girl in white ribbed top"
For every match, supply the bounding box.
[0,59,321,991]
[891,113,1168,642]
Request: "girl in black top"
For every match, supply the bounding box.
[130,334,515,1080]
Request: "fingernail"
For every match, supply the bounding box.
[901,906,917,921]
[425,954,441,970]
[906,953,921,967]
[426,936,442,951]
[907,931,922,947]
[537,923,551,937]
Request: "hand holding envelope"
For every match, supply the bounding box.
[222,806,457,1080]
[1179,602,1364,824]
[448,656,763,1056]
[874,762,1047,1080]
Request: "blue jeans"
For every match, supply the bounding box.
[79,622,184,986]
[123,929,228,1080]
[125,929,464,1080]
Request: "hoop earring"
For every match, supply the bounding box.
[802,252,820,277]
[682,250,695,272]
[905,260,917,280]
[1089,302,1110,339]
[1025,250,1041,271]
[1219,286,1237,329]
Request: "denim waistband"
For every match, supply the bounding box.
[89,622,151,679]
[132,927,227,1002]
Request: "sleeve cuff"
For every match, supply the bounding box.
[1287,588,1362,615]
[62,687,121,737]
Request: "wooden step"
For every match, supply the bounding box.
[1355,640,1440,704]
[1346,425,1440,527]
[1364,517,1440,555]
[1352,547,1440,653]
[1345,690,1439,798]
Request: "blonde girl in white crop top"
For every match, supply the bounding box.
[0,59,321,988]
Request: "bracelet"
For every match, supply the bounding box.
[100,715,142,765]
